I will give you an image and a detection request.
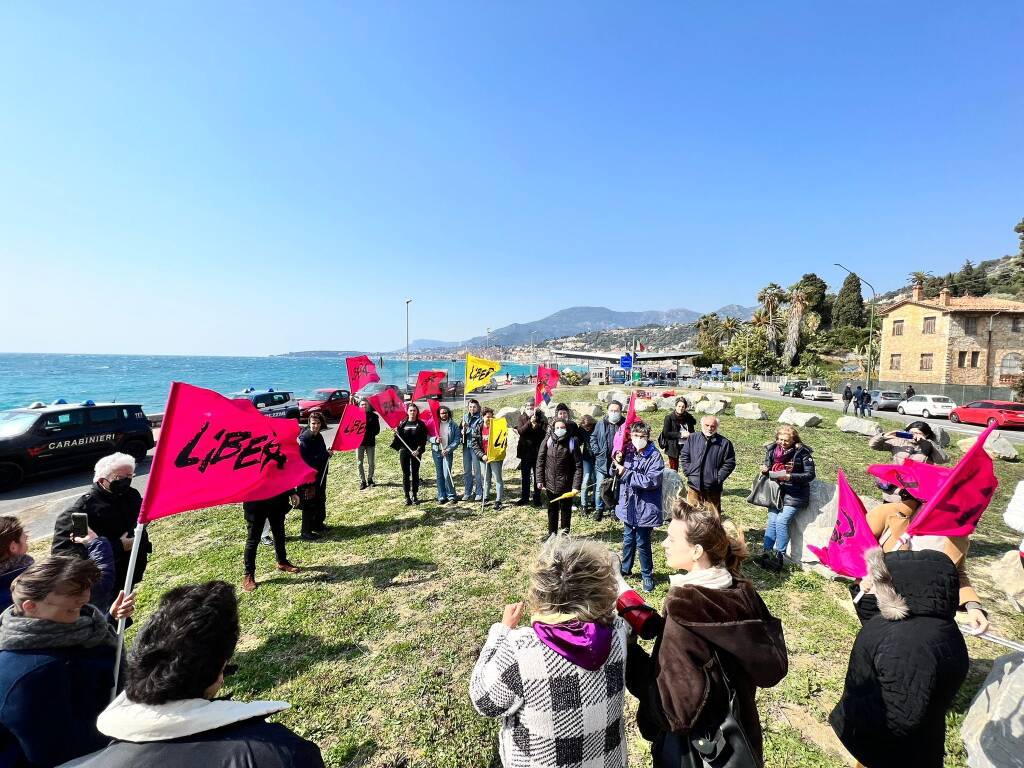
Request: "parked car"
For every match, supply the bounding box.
[896,394,956,419]
[639,377,660,387]
[869,390,904,412]
[442,379,465,398]
[298,389,350,421]
[801,385,834,401]
[780,380,809,397]
[949,400,1024,428]
[229,388,300,420]
[0,400,155,491]
[512,375,529,385]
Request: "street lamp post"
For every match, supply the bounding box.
[834,264,877,393]
[405,299,412,389]
[530,331,537,376]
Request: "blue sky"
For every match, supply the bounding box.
[1,3,1021,355]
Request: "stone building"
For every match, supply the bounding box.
[877,285,1024,391]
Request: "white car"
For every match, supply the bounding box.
[897,394,957,419]
[801,385,834,401]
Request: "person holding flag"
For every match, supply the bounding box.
[431,405,461,504]
[460,399,484,502]
[515,401,547,508]
[471,408,506,510]
[297,410,331,540]
[536,417,583,539]
[242,490,302,592]
[391,402,429,506]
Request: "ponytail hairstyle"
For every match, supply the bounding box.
[670,499,749,577]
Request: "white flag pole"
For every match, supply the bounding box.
[111,520,146,700]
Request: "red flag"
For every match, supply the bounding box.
[418,399,440,438]
[534,366,560,405]
[895,424,999,547]
[139,382,315,524]
[412,370,446,400]
[807,470,881,579]
[331,403,368,452]
[639,342,646,352]
[369,388,406,429]
[346,355,380,393]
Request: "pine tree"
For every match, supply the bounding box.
[833,272,865,327]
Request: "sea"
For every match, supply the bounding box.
[0,353,587,413]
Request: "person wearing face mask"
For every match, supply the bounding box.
[52,452,152,592]
[592,400,624,521]
[679,417,736,515]
[550,403,580,442]
[461,399,485,502]
[660,398,696,472]
[515,402,547,507]
[613,421,665,593]
[0,556,136,768]
[536,418,583,540]
[431,405,461,504]
[297,410,332,540]
[619,501,787,768]
[752,425,815,574]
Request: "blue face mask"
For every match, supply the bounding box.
[554,428,567,438]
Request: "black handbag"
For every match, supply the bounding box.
[657,652,759,768]
[600,474,620,510]
[745,473,781,509]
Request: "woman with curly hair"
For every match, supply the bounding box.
[470,537,629,768]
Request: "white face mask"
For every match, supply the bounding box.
[554,428,567,438]
[631,437,648,451]
[608,411,622,424]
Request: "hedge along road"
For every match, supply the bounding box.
[1,384,534,540]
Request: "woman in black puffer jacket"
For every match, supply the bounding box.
[830,548,969,768]
[753,425,815,574]
[536,418,582,540]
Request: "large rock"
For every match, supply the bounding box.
[836,416,882,436]
[961,651,1024,768]
[684,391,708,404]
[735,402,768,420]
[539,402,558,419]
[608,390,630,407]
[631,398,657,413]
[932,425,951,448]
[706,394,733,404]
[597,390,616,403]
[957,433,1019,461]
[661,468,683,509]
[786,480,881,566]
[1004,480,1024,534]
[989,550,1024,613]
[778,407,822,428]
[571,401,602,418]
[495,406,521,423]
[504,427,521,472]
[703,400,726,416]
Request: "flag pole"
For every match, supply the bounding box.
[111,519,146,700]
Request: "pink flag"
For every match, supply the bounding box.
[534,366,561,406]
[346,355,380,393]
[807,469,880,579]
[895,424,999,546]
[369,388,406,429]
[331,404,369,452]
[412,370,446,401]
[868,460,951,503]
[418,399,440,438]
[612,393,639,454]
[139,382,316,524]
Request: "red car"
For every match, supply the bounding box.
[297,389,350,421]
[949,400,1024,428]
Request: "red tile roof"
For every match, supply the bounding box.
[879,295,1024,315]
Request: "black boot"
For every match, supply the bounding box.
[405,496,413,506]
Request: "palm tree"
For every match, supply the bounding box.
[696,312,723,344]
[908,271,930,288]
[756,283,786,356]
[782,286,807,367]
[719,316,740,344]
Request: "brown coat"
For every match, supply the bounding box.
[624,578,788,767]
[866,500,979,607]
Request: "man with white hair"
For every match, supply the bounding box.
[679,415,736,515]
[52,452,151,591]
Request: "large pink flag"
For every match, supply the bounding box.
[369,388,406,429]
[868,460,951,503]
[331,404,369,452]
[346,355,380,393]
[612,393,639,454]
[412,370,446,401]
[139,382,316,524]
[894,424,999,547]
[807,469,880,579]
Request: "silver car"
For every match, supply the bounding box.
[870,390,904,411]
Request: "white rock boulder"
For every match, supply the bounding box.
[778,407,822,428]
[735,402,768,420]
[835,416,882,436]
[571,402,602,418]
[707,394,733,404]
[495,407,521,423]
[961,651,1024,768]
[931,425,951,448]
[989,550,1024,613]
[956,432,1019,461]
[504,427,521,471]
[633,398,658,413]
[787,480,881,566]
[1004,480,1024,534]
[703,400,726,416]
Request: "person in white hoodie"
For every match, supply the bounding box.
[66,580,323,768]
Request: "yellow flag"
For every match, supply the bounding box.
[486,417,508,462]
[550,489,580,502]
[466,354,501,393]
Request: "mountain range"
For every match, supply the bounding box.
[407,303,757,351]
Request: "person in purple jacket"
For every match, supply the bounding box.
[613,420,665,593]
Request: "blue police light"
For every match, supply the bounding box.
[268,388,275,392]
[81,400,96,406]
[52,399,68,405]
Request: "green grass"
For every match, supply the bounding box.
[34,386,1024,767]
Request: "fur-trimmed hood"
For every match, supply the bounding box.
[863,548,960,621]
[98,692,290,741]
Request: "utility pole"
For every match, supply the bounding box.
[405,299,412,389]
[835,264,877,392]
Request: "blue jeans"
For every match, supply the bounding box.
[764,505,800,553]
[595,466,608,512]
[621,524,654,580]
[462,446,483,498]
[481,459,504,503]
[433,449,456,501]
[581,458,595,508]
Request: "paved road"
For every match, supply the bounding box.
[732,384,1024,443]
[2,384,534,541]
